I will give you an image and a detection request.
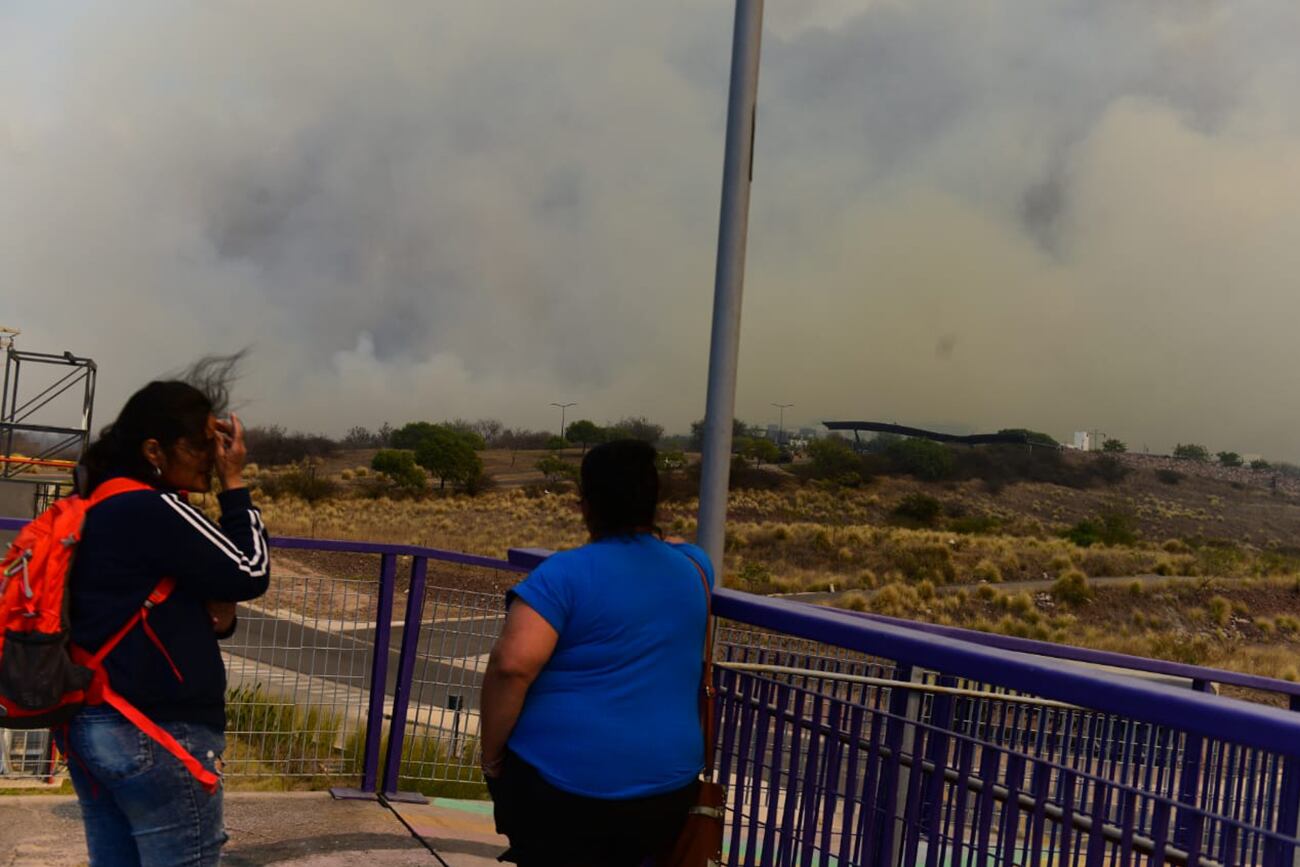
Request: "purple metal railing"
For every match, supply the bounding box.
[712,591,1300,866]
[0,516,526,799]
[10,515,1300,863]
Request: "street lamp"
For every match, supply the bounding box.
[771,402,793,445]
[549,403,576,439]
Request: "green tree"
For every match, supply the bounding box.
[390,422,440,451]
[606,416,664,444]
[370,449,427,492]
[545,435,569,451]
[740,437,781,466]
[1173,443,1210,462]
[444,419,488,450]
[808,436,862,481]
[887,438,955,481]
[1217,451,1243,468]
[1251,458,1272,471]
[1102,438,1127,453]
[688,418,752,452]
[413,428,482,490]
[998,428,1059,446]
[535,455,578,484]
[565,420,605,453]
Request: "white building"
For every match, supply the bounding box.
[1072,431,1091,451]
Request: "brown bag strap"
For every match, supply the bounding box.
[681,552,716,780]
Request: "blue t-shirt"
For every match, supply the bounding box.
[506,535,715,799]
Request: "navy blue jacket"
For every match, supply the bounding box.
[69,480,270,731]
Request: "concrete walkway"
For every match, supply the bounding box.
[0,792,507,866]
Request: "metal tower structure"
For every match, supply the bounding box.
[0,330,97,514]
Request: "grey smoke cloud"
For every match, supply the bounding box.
[3,2,1299,458]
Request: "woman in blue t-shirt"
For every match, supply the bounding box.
[480,439,714,866]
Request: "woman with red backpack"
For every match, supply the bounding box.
[56,357,270,866]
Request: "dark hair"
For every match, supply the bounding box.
[580,439,660,540]
[79,354,242,492]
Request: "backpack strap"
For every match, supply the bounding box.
[86,477,154,507]
[70,481,214,791]
[83,577,181,680]
[97,684,220,794]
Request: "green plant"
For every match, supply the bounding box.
[740,437,781,467]
[1217,451,1243,468]
[972,559,1003,583]
[414,428,484,490]
[370,449,427,492]
[1102,438,1127,453]
[887,438,955,481]
[1173,443,1210,462]
[807,436,863,481]
[535,455,578,484]
[1051,570,1092,605]
[891,493,943,526]
[1064,506,1138,547]
[1251,459,1272,471]
[1155,468,1183,485]
[256,463,339,502]
[564,420,605,452]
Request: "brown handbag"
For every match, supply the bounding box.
[658,556,725,867]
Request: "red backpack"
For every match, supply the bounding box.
[0,478,219,792]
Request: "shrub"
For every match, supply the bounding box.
[1091,455,1130,484]
[836,592,869,612]
[370,449,427,492]
[535,455,578,484]
[1102,438,1127,453]
[1207,595,1232,626]
[950,514,1002,534]
[245,425,338,466]
[807,437,864,481]
[1173,443,1210,462]
[1051,570,1092,605]
[1065,506,1138,548]
[1217,451,1243,468]
[972,559,1003,583]
[1251,459,1272,471]
[886,439,955,481]
[1155,468,1183,485]
[257,463,338,502]
[891,493,943,526]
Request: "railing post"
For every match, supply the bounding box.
[331,552,397,800]
[875,664,924,867]
[380,555,430,804]
[1270,695,1300,867]
[1174,678,1209,850]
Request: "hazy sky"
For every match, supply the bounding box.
[4,2,1300,458]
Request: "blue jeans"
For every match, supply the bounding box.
[59,706,227,867]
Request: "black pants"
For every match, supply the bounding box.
[486,750,696,867]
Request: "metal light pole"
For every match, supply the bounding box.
[771,402,792,445]
[550,403,576,439]
[697,0,764,573]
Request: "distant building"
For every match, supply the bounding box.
[1071,431,1091,451]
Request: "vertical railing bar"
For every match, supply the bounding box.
[358,552,397,795]
[379,555,429,799]
[837,700,866,867]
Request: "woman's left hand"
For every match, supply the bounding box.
[481,754,505,779]
[207,600,237,633]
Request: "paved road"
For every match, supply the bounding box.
[226,605,503,712]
